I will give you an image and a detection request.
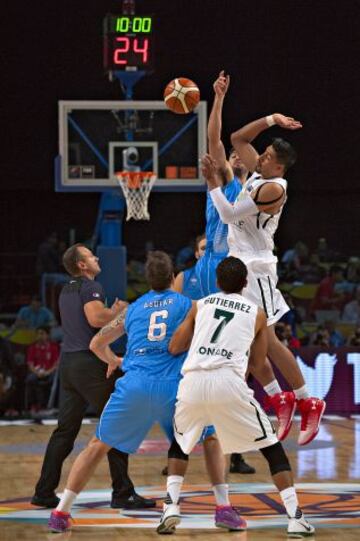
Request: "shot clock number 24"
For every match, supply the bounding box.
[103,14,155,71]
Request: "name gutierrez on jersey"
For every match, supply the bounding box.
[204,296,251,313]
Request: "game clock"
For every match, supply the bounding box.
[103,14,154,71]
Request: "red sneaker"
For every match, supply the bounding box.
[264,391,296,441]
[297,397,326,445]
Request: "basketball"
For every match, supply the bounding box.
[163,77,200,114]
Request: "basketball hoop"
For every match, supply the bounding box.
[115,171,156,221]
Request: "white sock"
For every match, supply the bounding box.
[264,379,282,396]
[56,488,77,514]
[213,484,230,506]
[280,486,298,518]
[166,475,184,505]
[294,385,309,400]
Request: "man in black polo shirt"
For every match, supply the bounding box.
[31,243,155,510]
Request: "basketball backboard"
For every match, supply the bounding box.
[55,100,207,192]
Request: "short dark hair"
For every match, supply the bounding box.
[62,243,87,276]
[216,256,247,293]
[145,251,174,291]
[272,138,297,172]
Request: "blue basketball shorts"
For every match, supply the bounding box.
[96,371,215,454]
[96,372,179,454]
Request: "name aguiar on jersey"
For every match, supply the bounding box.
[143,298,174,309]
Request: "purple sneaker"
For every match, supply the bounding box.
[48,510,72,533]
[215,505,247,531]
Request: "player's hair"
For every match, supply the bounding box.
[145,251,174,291]
[271,138,297,172]
[216,256,247,293]
[62,243,87,276]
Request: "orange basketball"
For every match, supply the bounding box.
[163,77,200,114]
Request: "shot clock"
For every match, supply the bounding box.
[103,14,154,71]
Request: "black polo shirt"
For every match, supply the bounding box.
[59,276,106,353]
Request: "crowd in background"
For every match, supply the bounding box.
[0,233,359,419]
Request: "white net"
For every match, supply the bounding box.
[115,172,156,221]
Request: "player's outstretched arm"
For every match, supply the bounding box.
[208,70,232,180]
[169,303,197,354]
[231,113,302,173]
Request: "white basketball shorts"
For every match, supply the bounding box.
[240,256,289,326]
[174,367,278,455]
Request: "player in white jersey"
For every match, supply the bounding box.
[206,71,309,448]
[162,257,314,537]
[205,113,326,446]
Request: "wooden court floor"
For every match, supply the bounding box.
[0,418,359,540]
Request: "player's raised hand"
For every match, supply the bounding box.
[213,70,230,98]
[273,113,303,130]
[201,154,222,189]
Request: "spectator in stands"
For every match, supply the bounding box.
[311,265,346,313]
[281,241,309,280]
[36,232,60,276]
[13,295,56,331]
[275,322,301,350]
[347,326,360,347]
[300,259,324,284]
[25,327,59,414]
[0,336,16,417]
[311,237,335,263]
[279,292,303,335]
[323,319,345,347]
[346,257,360,285]
[311,328,330,347]
[342,285,360,324]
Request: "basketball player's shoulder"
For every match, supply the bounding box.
[171,290,192,311]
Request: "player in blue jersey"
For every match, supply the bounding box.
[195,71,248,297]
[48,251,222,533]
[173,234,206,300]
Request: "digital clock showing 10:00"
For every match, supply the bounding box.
[104,14,154,71]
[111,16,152,33]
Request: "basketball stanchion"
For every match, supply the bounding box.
[115,171,157,221]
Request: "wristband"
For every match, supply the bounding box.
[266,115,276,127]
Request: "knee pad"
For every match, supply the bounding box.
[168,438,189,461]
[260,442,291,476]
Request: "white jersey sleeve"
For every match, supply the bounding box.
[227,173,287,257]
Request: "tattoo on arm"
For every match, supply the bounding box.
[98,308,127,337]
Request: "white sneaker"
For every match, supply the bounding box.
[287,512,315,537]
[157,503,181,534]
